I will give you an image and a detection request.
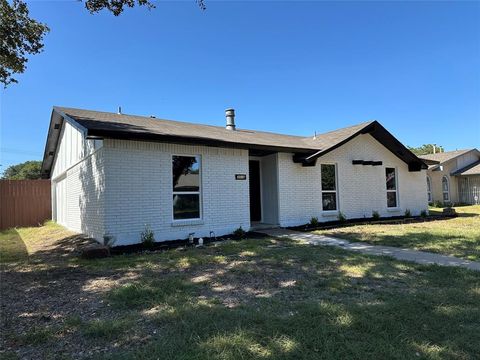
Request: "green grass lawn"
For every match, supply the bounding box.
[1,222,479,359]
[0,228,28,263]
[0,221,91,265]
[315,205,480,261]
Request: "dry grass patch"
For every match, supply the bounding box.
[1,223,479,359]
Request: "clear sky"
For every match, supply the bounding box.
[1,0,479,171]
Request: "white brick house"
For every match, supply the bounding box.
[41,107,428,245]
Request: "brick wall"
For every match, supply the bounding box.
[277,133,428,226]
[52,128,429,245]
[63,149,105,240]
[51,120,106,241]
[103,139,250,245]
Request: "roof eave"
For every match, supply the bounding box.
[86,128,318,155]
[41,109,64,179]
[41,108,89,179]
[293,121,427,171]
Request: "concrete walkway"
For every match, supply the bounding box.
[259,228,480,272]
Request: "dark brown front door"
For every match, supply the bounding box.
[249,160,261,221]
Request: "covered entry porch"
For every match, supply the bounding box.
[248,153,280,230]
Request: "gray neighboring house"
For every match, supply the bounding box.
[41,107,428,245]
[420,149,480,205]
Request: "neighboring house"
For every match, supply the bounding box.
[420,149,480,205]
[41,107,428,245]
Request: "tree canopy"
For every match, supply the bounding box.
[0,0,49,87]
[1,0,206,87]
[1,160,42,180]
[408,144,444,156]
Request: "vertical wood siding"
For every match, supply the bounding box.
[0,180,51,230]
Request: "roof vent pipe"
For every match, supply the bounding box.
[117,106,122,114]
[225,108,235,130]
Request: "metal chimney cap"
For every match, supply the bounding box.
[225,108,236,130]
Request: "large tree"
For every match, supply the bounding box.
[0,0,205,87]
[408,144,445,156]
[1,160,42,179]
[0,0,49,87]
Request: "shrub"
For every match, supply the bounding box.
[404,209,412,218]
[434,201,444,208]
[420,210,428,218]
[233,226,247,239]
[140,224,155,248]
[372,211,380,220]
[337,211,347,223]
[309,217,319,227]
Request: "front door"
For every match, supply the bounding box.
[249,160,262,221]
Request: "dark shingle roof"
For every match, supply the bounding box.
[53,106,372,153]
[41,106,427,177]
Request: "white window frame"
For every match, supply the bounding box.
[427,176,432,203]
[442,176,450,202]
[321,163,339,212]
[172,154,202,222]
[386,167,398,208]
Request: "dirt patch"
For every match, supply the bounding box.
[0,228,274,359]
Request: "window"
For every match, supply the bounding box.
[427,176,432,203]
[385,167,398,208]
[172,155,201,220]
[442,176,450,202]
[321,164,337,211]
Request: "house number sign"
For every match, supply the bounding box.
[235,174,247,180]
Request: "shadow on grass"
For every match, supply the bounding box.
[2,236,479,359]
[30,233,94,262]
[96,249,480,360]
[0,228,28,263]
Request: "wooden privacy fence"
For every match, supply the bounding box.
[0,180,51,230]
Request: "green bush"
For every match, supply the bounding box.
[309,217,319,227]
[140,224,155,248]
[404,209,412,218]
[420,210,428,218]
[372,211,380,220]
[337,212,347,223]
[233,226,247,239]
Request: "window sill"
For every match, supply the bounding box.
[171,219,204,227]
[387,207,401,212]
[322,211,339,217]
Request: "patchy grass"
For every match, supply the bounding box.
[315,205,480,261]
[0,221,93,265]
[17,327,55,346]
[95,242,479,360]
[0,228,28,263]
[82,318,135,340]
[1,224,479,359]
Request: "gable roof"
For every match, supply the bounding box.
[451,160,480,176]
[52,107,372,153]
[41,106,427,177]
[419,149,478,164]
